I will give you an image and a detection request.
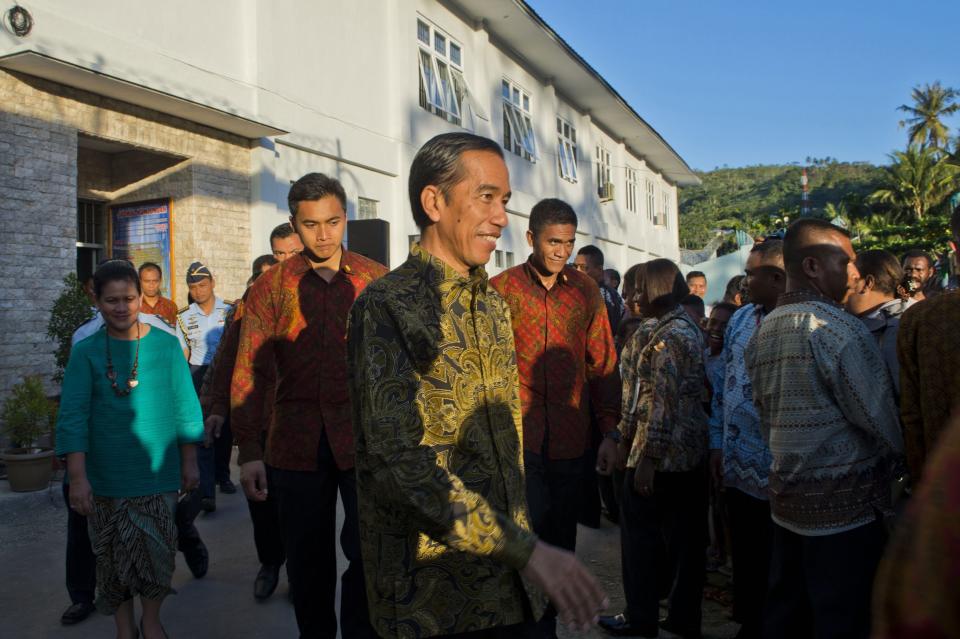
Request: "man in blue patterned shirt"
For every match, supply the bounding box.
[708,239,784,639]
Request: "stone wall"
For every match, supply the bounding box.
[0,69,253,399]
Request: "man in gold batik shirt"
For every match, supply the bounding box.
[347,133,607,639]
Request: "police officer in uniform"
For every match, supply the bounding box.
[176,262,233,511]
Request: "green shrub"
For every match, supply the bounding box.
[2,376,55,449]
[47,273,94,383]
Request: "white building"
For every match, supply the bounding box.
[0,0,698,397]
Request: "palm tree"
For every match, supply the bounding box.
[898,82,960,152]
[870,146,959,221]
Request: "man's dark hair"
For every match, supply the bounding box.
[723,275,745,303]
[901,249,934,269]
[288,173,347,216]
[408,133,504,230]
[750,238,784,262]
[577,244,604,269]
[857,250,902,296]
[680,293,705,315]
[94,259,141,298]
[604,268,621,287]
[270,222,296,243]
[783,218,851,274]
[686,270,706,282]
[638,258,689,312]
[529,198,578,236]
[252,254,278,279]
[138,261,162,277]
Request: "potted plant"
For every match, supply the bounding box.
[1,376,57,492]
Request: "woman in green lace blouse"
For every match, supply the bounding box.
[56,260,203,639]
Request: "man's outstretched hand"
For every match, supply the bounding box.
[521,540,609,632]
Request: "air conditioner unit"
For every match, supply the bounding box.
[599,182,615,202]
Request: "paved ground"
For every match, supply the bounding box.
[0,457,739,638]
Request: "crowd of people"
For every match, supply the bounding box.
[51,131,960,639]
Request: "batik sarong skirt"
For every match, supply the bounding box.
[87,492,178,614]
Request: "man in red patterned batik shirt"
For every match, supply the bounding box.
[491,198,621,639]
[231,172,387,639]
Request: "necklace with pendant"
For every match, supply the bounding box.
[105,322,140,397]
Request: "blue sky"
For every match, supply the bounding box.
[526,0,960,171]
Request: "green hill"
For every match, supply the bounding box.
[678,161,887,249]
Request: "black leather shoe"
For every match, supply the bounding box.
[200,497,216,513]
[254,563,281,600]
[60,601,95,625]
[598,613,657,637]
[183,539,209,578]
[219,480,237,494]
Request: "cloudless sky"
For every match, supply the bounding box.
[526,0,960,171]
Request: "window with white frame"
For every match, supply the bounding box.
[625,166,639,213]
[502,79,536,162]
[417,18,467,126]
[557,117,578,182]
[596,146,612,199]
[645,178,656,223]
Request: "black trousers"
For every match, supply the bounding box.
[63,481,96,606]
[189,364,216,498]
[270,432,374,639]
[214,417,233,485]
[247,435,284,567]
[578,446,602,528]
[524,452,583,639]
[174,488,206,557]
[620,466,707,637]
[764,517,887,639]
[725,488,772,639]
[599,469,622,524]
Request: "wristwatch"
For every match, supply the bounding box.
[604,430,622,444]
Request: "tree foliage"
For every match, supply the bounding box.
[679,80,960,258]
[46,273,94,383]
[897,81,960,152]
[678,161,887,249]
[869,146,959,221]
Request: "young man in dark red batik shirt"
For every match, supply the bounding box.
[231,173,386,639]
[490,198,621,639]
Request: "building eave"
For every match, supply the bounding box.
[0,51,287,140]
[442,0,700,187]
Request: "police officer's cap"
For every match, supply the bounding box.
[186,262,213,284]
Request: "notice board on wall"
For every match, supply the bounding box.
[111,199,175,299]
